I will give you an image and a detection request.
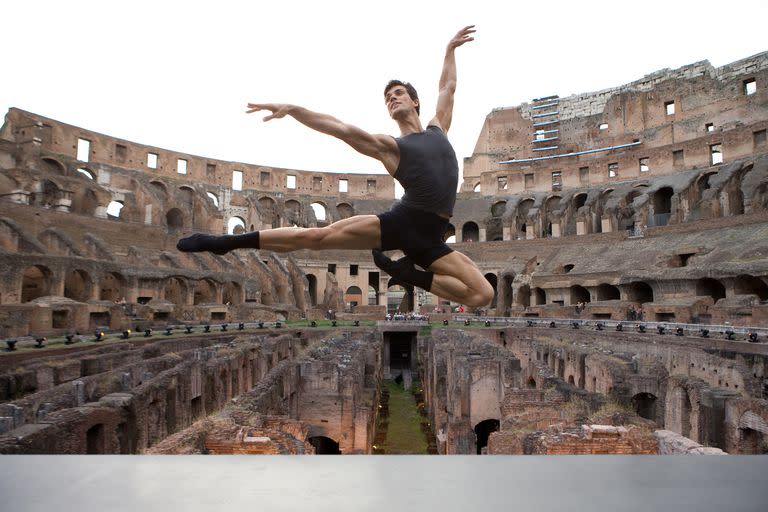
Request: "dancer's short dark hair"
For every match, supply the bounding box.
[384,80,420,115]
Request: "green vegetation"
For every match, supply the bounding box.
[377,380,429,454]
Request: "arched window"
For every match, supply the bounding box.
[310,202,328,222]
[462,222,479,242]
[570,285,591,304]
[337,203,354,219]
[76,168,94,180]
[64,269,91,302]
[21,265,52,302]
[596,283,620,301]
[444,224,456,243]
[227,216,246,235]
[166,208,184,233]
[696,278,726,302]
[484,273,498,308]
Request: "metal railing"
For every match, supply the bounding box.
[453,315,768,341]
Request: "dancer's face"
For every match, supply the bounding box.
[385,85,419,119]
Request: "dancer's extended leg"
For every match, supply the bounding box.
[177,215,381,255]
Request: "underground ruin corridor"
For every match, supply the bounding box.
[1,321,766,455]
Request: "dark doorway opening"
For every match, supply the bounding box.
[632,392,657,421]
[474,419,500,454]
[89,312,110,329]
[86,424,105,454]
[388,331,414,371]
[308,436,341,454]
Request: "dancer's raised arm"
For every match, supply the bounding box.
[246,103,398,174]
[430,25,475,133]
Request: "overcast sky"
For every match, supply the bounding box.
[3,0,766,189]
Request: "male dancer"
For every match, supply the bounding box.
[178,25,493,308]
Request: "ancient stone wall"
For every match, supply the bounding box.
[464,52,768,195]
[421,326,768,454]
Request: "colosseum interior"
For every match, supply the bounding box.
[1,51,767,459]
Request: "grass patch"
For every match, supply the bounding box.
[378,380,429,454]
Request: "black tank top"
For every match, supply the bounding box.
[394,125,458,217]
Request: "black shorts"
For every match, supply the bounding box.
[377,202,454,269]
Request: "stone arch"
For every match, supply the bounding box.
[227,216,246,235]
[178,186,195,206]
[631,392,658,422]
[284,199,301,225]
[71,187,99,216]
[206,192,219,208]
[667,385,693,439]
[517,284,531,308]
[484,273,498,309]
[568,375,575,386]
[75,168,95,180]
[462,221,480,242]
[387,281,413,313]
[222,281,242,305]
[64,269,92,302]
[542,195,562,237]
[738,411,768,454]
[21,265,52,302]
[596,283,620,301]
[474,419,500,455]
[100,272,126,302]
[627,281,654,304]
[487,201,507,241]
[473,182,481,193]
[258,196,278,228]
[652,187,674,227]
[695,278,726,303]
[310,202,329,225]
[516,198,535,238]
[444,224,456,243]
[491,201,506,218]
[733,274,768,300]
[86,423,106,454]
[306,274,318,307]
[344,285,363,306]
[164,277,187,305]
[570,285,591,304]
[499,274,515,313]
[532,287,546,306]
[193,279,217,305]
[150,180,168,199]
[753,182,768,212]
[307,436,341,454]
[526,377,537,389]
[166,208,185,234]
[336,202,354,219]
[696,171,718,196]
[565,192,589,236]
[41,157,67,175]
[39,179,61,208]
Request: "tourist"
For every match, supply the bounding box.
[177,26,493,308]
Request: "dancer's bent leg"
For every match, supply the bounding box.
[372,250,434,291]
[427,251,494,307]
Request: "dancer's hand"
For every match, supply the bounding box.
[447,25,475,51]
[246,103,294,121]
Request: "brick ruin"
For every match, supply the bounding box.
[1,52,768,455]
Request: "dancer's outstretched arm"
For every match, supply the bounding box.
[246,103,399,174]
[430,25,475,133]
